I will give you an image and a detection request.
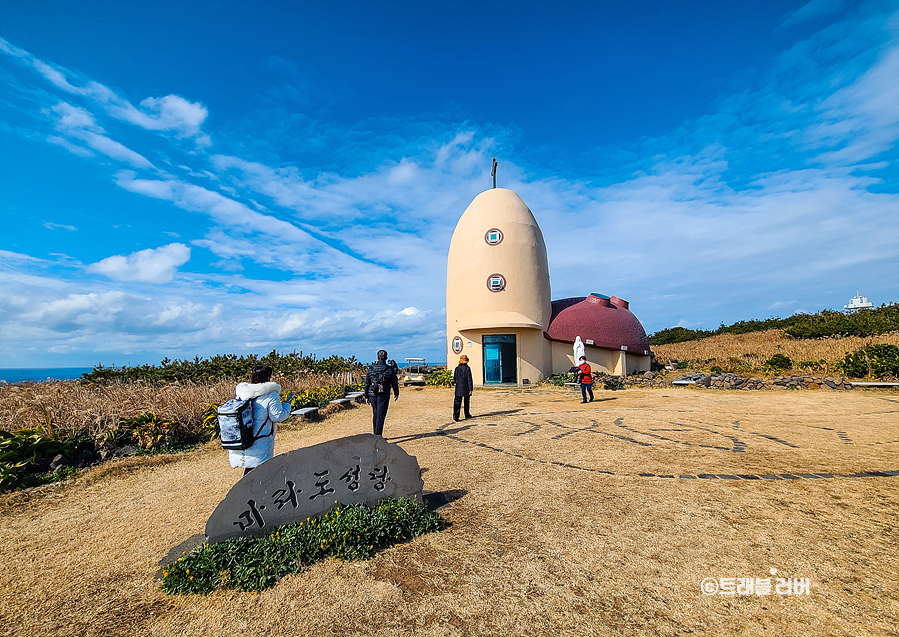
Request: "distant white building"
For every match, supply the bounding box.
[844,292,874,311]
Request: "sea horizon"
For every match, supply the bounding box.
[0,368,94,384]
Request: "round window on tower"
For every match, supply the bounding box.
[486,273,506,292]
[484,228,503,245]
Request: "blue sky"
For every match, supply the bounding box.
[1,0,897,368]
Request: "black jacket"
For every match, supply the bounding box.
[453,364,474,396]
[364,361,399,398]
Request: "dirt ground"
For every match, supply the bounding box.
[1,386,898,637]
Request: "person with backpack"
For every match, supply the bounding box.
[364,350,399,436]
[227,365,293,475]
[577,355,594,403]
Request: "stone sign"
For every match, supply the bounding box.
[205,434,424,544]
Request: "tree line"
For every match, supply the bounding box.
[80,350,364,384]
[649,303,899,346]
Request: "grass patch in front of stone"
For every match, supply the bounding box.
[161,497,444,594]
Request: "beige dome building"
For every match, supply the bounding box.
[446,188,652,385]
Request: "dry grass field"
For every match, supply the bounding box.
[0,373,361,438]
[652,329,899,375]
[1,385,898,637]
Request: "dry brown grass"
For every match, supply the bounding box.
[0,373,361,438]
[653,329,899,375]
[1,385,897,636]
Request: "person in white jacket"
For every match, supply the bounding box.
[228,365,293,475]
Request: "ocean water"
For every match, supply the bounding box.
[0,368,94,383]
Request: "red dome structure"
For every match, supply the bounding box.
[545,294,651,356]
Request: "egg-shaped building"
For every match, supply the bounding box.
[446,188,553,385]
[446,188,652,385]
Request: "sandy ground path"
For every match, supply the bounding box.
[1,386,898,637]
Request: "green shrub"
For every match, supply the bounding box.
[15,465,80,490]
[837,344,899,378]
[81,350,364,385]
[868,344,899,378]
[675,361,689,370]
[161,498,444,594]
[425,369,454,387]
[648,327,715,345]
[118,411,174,450]
[0,428,71,492]
[537,373,572,386]
[710,365,723,374]
[289,384,359,409]
[764,354,793,372]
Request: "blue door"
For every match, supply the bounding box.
[483,334,517,384]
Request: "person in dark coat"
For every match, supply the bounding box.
[453,355,474,421]
[364,349,399,436]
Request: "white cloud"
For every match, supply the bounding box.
[50,102,153,168]
[43,222,78,231]
[0,37,209,143]
[46,135,95,157]
[22,291,127,329]
[807,45,899,164]
[768,300,797,310]
[781,0,846,27]
[107,94,210,142]
[87,243,191,283]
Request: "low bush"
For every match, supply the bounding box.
[837,344,899,378]
[290,383,361,409]
[764,354,793,372]
[161,498,444,594]
[0,428,80,491]
[426,369,454,387]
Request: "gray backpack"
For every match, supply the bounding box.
[217,398,271,450]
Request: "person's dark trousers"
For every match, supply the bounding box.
[371,394,390,435]
[453,394,471,420]
[581,383,594,402]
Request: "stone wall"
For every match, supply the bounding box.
[624,372,855,390]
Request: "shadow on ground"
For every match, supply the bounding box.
[423,488,467,511]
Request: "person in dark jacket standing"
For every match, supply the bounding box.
[364,349,399,436]
[453,355,474,421]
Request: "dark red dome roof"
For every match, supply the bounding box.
[545,294,652,355]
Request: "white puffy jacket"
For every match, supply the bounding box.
[227,381,292,468]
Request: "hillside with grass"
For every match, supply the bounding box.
[649,304,899,379]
